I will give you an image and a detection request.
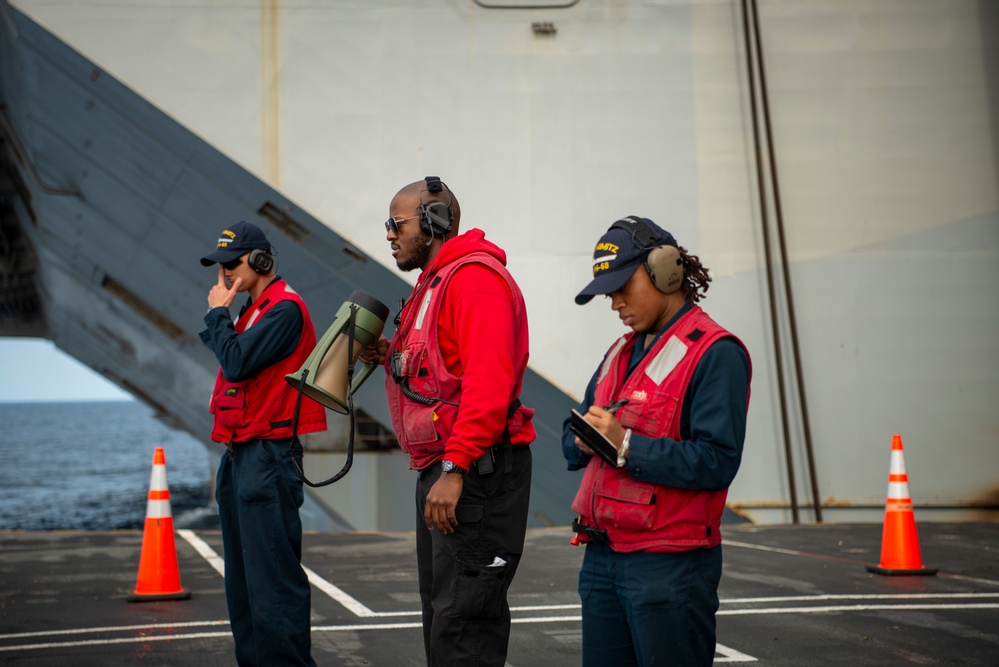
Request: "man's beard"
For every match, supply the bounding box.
[396,233,433,272]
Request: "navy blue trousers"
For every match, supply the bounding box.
[416,445,533,667]
[579,543,722,667]
[216,438,316,667]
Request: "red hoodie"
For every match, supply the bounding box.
[385,229,536,470]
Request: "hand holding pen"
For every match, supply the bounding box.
[602,399,629,415]
[576,399,629,455]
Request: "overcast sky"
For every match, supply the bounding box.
[0,338,133,402]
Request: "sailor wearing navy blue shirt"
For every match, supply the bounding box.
[563,216,752,667]
[200,221,326,667]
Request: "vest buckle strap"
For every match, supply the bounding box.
[474,446,496,475]
[572,518,610,545]
[474,397,522,475]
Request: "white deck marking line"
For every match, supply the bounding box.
[723,539,809,556]
[941,573,999,587]
[717,602,999,616]
[724,539,999,587]
[510,604,581,611]
[6,604,999,653]
[177,529,225,577]
[181,533,573,619]
[311,621,424,631]
[177,531,999,621]
[0,632,233,652]
[177,527,380,618]
[716,643,758,662]
[724,592,999,604]
[0,621,229,640]
[302,565,378,617]
[5,591,997,642]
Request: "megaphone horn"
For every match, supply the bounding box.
[286,290,390,415]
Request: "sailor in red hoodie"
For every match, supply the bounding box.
[363,177,535,667]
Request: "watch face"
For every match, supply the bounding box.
[441,460,455,473]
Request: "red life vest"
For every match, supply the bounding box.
[209,280,327,444]
[385,252,533,470]
[571,306,750,553]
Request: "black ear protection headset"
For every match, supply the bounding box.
[246,248,275,274]
[609,216,684,294]
[419,176,454,239]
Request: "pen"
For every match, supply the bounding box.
[603,399,629,415]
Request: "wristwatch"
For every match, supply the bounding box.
[617,429,632,468]
[441,460,468,476]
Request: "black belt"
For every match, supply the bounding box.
[572,519,610,545]
[472,398,523,475]
[473,439,511,475]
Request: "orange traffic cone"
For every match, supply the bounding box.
[866,434,937,576]
[127,447,191,601]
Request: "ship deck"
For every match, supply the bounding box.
[1,522,998,666]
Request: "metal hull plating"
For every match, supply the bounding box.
[1,0,997,528]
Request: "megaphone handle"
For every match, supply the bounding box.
[350,362,377,393]
[346,304,357,381]
[289,367,307,441]
[315,305,358,486]
[288,305,359,488]
[287,367,312,482]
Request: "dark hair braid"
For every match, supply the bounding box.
[678,246,711,303]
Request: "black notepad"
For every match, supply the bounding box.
[569,409,620,467]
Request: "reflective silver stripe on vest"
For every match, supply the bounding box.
[244,284,296,330]
[598,338,629,383]
[644,335,689,384]
[415,289,434,330]
[243,309,262,329]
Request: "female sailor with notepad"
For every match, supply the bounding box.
[561,216,752,667]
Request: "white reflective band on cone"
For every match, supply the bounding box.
[149,466,168,491]
[889,451,907,475]
[145,499,173,518]
[887,481,911,498]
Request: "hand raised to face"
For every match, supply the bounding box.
[207,265,243,309]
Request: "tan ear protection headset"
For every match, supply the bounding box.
[420,176,454,238]
[610,216,684,294]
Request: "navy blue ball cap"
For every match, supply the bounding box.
[575,216,677,305]
[200,221,271,266]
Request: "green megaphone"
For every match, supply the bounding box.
[285,289,390,414]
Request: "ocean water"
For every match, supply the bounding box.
[0,401,216,530]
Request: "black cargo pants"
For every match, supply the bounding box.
[415,444,532,667]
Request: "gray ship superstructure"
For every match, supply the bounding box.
[1,0,996,530]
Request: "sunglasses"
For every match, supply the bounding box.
[221,257,244,271]
[384,215,421,235]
